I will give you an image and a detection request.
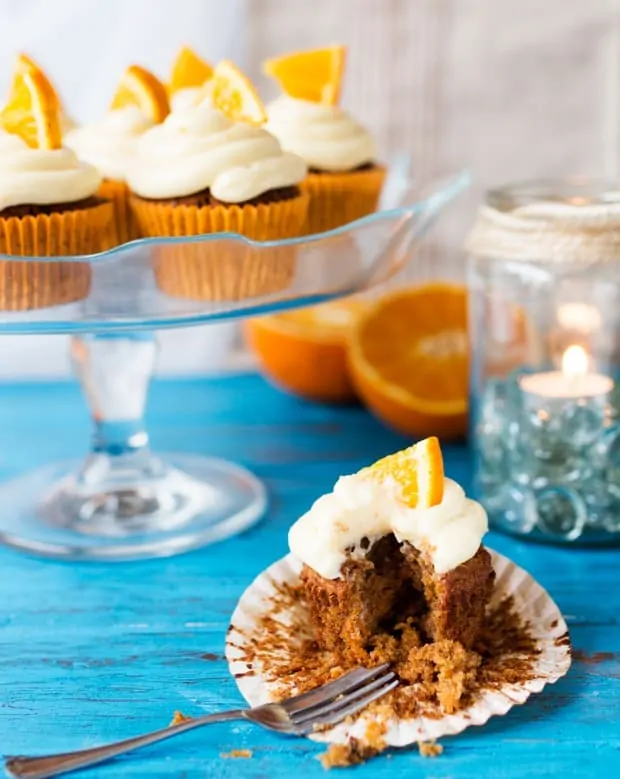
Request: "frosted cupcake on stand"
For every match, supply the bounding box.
[127,61,308,301]
[65,65,169,245]
[0,62,112,309]
[264,46,385,234]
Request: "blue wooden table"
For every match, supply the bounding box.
[0,373,618,778]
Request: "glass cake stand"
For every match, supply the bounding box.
[0,172,468,561]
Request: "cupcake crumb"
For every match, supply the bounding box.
[221,749,253,759]
[418,740,443,758]
[319,739,380,769]
[169,710,192,726]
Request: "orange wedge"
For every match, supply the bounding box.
[363,437,444,508]
[348,284,469,440]
[0,66,61,149]
[211,60,267,125]
[110,65,169,123]
[245,299,367,403]
[169,46,213,93]
[14,53,62,109]
[263,45,346,105]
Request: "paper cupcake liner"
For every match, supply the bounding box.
[131,192,309,301]
[226,550,571,747]
[0,201,112,310]
[301,166,386,235]
[98,179,140,247]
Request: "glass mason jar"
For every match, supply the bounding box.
[467,179,620,544]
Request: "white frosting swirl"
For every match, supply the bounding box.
[288,477,488,579]
[127,100,307,203]
[169,81,213,113]
[64,107,154,182]
[266,95,375,172]
[0,130,101,210]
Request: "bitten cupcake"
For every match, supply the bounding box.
[0,65,112,310]
[65,65,169,245]
[264,46,385,234]
[127,61,308,301]
[167,46,214,113]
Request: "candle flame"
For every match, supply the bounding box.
[562,344,588,376]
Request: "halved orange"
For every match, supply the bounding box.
[110,65,170,123]
[362,437,444,508]
[0,66,61,149]
[211,60,266,125]
[348,284,469,440]
[169,46,213,93]
[245,299,367,403]
[263,45,346,105]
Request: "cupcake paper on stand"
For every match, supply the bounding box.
[0,57,112,310]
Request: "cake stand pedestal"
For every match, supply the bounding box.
[0,172,468,560]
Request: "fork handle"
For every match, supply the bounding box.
[5,710,246,779]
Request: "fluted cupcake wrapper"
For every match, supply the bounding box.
[226,550,571,748]
[302,165,387,235]
[0,200,113,310]
[130,193,309,302]
[98,179,140,247]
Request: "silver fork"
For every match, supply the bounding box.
[5,664,397,779]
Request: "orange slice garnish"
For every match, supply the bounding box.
[0,66,61,149]
[14,53,62,109]
[263,45,346,105]
[245,299,367,403]
[211,60,267,125]
[362,437,445,508]
[169,46,213,93]
[110,65,170,123]
[348,284,469,440]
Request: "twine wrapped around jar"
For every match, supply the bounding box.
[466,200,620,264]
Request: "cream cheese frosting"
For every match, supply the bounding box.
[64,106,154,182]
[266,94,375,172]
[169,80,213,113]
[127,99,307,203]
[0,129,101,210]
[288,476,488,579]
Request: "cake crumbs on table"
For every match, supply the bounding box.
[169,710,192,726]
[221,749,253,759]
[235,582,539,764]
[319,740,381,769]
[418,740,443,757]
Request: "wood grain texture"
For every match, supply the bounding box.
[0,374,618,777]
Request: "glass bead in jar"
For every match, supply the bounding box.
[467,179,620,544]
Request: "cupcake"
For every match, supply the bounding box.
[168,46,214,113]
[264,47,386,234]
[0,66,112,310]
[127,61,309,301]
[65,65,169,245]
[288,437,494,664]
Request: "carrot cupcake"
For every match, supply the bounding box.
[127,61,308,301]
[288,438,494,664]
[65,65,169,245]
[0,66,112,310]
[264,47,385,234]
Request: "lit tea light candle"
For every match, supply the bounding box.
[520,344,613,399]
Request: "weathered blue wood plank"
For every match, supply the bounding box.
[0,374,618,778]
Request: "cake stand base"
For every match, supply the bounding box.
[0,454,266,561]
